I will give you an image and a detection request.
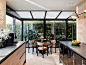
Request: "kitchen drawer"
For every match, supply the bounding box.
[16,53,25,65]
[1,43,26,65]
[11,43,26,65]
[12,52,26,65]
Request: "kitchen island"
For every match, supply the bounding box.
[0,41,26,65]
[59,41,86,65]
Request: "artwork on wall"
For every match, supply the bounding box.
[84,7,86,18]
[84,13,86,17]
[0,2,4,24]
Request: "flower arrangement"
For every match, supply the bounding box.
[40,36,44,42]
[40,36,44,39]
[0,29,10,47]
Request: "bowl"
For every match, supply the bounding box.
[72,42,80,46]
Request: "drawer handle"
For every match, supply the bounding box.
[19,52,25,59]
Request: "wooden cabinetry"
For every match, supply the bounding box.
[1,43,26,65]
[74,54,86,65]
[59,42,86,65]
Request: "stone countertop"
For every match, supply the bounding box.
[0,41,26,64]
[59,41,86,60]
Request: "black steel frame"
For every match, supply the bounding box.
[6,5,76,41]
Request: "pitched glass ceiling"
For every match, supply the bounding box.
[16,11,32,18]
[46,11,60,19]
[58,12,74,19]
[15,11,75,19]
[32,11,45,19]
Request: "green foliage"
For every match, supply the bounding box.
[6,23,20,41]
[15,23,20,41]
[6,21,76,47]
[6,24,12,32]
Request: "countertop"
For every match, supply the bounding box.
[0,41,26,64]
[60,41,86,60]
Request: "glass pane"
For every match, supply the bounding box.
[6,15,13,32]
[16,19,21,41]
[46,21,66,47]
[46,21,54,40]
[32,11,45,19]
[67,21,76,41]
[46,11,60,19]
[58,12,74,19]
[23,21,44,47]
[16,11,32,18]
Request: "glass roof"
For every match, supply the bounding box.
[46,11,60,19]
[32,11,45,19]
[16,11,32,18]
[11,11,75,19]
[58,12,74,19]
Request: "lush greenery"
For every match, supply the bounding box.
[15,23,20,41]
[6,23,20,41]
[6,21,76,47]
[6,24,12,32]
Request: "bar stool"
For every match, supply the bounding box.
[37,42,48,58]
[48,40,56,54]
[28,40,36,54]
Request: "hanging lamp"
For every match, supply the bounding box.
[71,13,78,19]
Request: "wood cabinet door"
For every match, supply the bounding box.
[1,43,26,65]
[17,53,25,65]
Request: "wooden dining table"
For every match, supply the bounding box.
[35,39,50,43]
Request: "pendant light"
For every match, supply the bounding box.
[71,12,78,19]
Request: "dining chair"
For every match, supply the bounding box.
[37,42,48,58]
[48,40,56,54]
[28,40,36,54]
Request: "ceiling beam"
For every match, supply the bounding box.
[67,16,71,19]
[6,12,22,21]
[22,18,76,21]
[44,11,47,19]
[6,5,22,20]
[55,11,62,19]
[30,11,34,19]
[14,10,75,12]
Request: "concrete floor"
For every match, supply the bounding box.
[25,48,63,65]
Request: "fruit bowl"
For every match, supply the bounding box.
[72,42,80,46]
[72,40,80,46]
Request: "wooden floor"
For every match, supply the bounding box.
[25,48,63,65]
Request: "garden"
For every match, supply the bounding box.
[6,21,76,47]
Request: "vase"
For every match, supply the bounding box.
[41,39,43,42]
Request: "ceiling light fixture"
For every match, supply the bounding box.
[33,9,35,10]
[63,9,65,10]
[25,0,50,10]
[19,9,21,10]
[71,12,78,19]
